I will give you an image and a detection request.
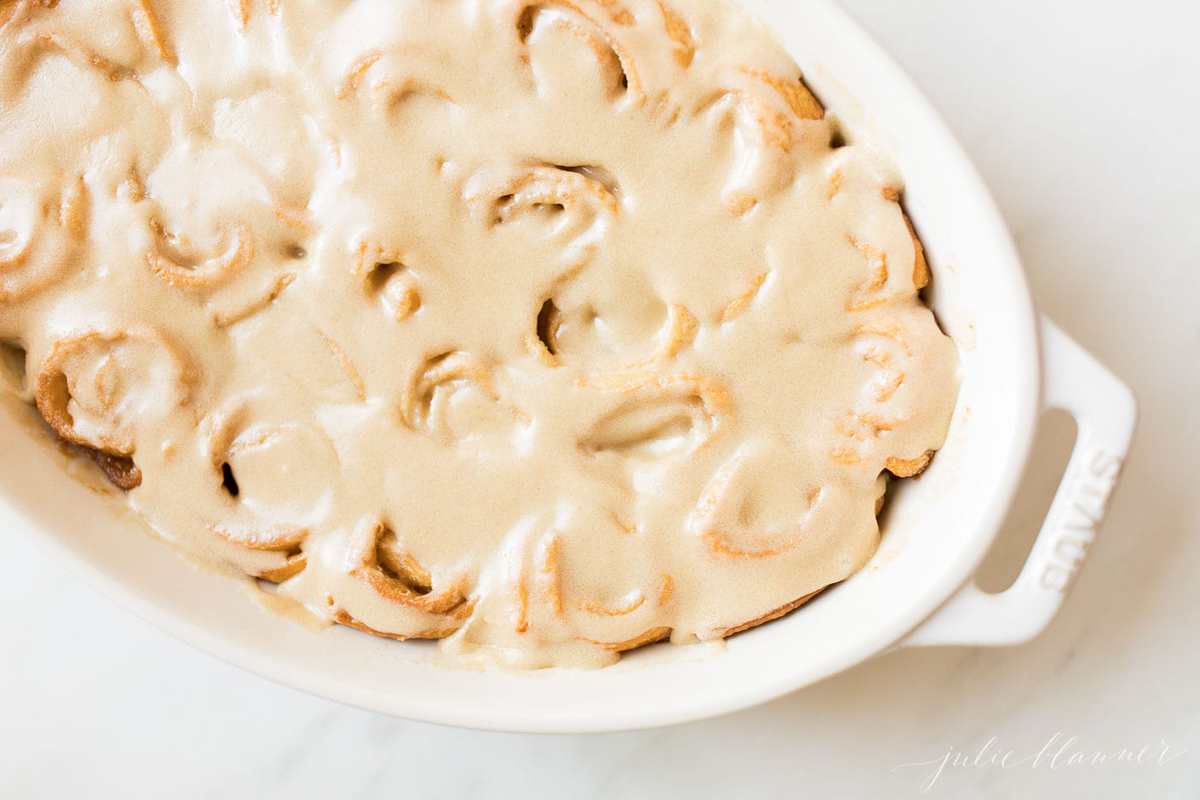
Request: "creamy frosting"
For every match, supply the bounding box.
[0,0,959,667]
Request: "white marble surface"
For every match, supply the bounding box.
[3,1,1197,797]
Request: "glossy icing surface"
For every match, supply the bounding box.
[0,0,958,666]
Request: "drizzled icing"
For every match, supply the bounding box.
[0,0,958,667]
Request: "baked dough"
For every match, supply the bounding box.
[0,0,958,667]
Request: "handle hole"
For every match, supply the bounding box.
[976,409,1077,593]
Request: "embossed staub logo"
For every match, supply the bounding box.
[1040,448,1123,593]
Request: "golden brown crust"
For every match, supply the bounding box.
[721,588,824,637]
[466,164,620,224]
[145,220,254,289]
[333,610,461,641]
[51,436,144,492]
[130,0,176,65]
[657,1,694,68]
[209,524,308,552]
[258,554,307,583]
[227,0,251,30]
[0,176,86,303]
[880,188,929,291]
[904,211,930,290]
[349,521,473,617]
[885,449,934,478]
[737,66,825,122]
[720,272,769,323]
[517,2,644,103]
[89,449,142,490]
[34,328,190,455]
[606,625,672,652]
[18,31,139,85]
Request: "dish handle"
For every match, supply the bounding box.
[900,316,1137,648]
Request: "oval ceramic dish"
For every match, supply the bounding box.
[0,0,1136,732]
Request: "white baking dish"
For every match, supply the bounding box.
[0,0,1136,733]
